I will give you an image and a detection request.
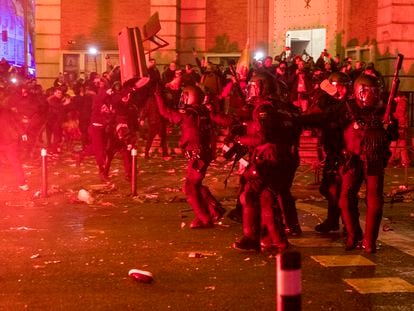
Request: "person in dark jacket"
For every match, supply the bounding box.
[103,87,138,181]
[88,84,114,182]
[0,102,29,190]
[301,72,353,233]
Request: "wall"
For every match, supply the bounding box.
[271,0,339,57]
[60,0,150,51]
[36,0,62,87]
[205,0,248,53]
[345,0,377,47]
[34,0,414,90]
[37,0,250,85]
[376,0,414,90]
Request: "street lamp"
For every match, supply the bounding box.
[88,47,98,55]
[254,51,264,61]
[88,46,98,72]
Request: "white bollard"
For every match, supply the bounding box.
[131,148,137,196]
[276,250,301,311]
[40,148,48,198]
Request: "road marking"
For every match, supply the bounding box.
[311,255,375,267]
[298,202,414,257]
[290,236,343,248]
[344,277,414,294]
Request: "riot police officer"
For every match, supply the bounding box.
[232,72,297,251]
[302,72,353,233]
[339,74,398,253]
[156,85,229,228]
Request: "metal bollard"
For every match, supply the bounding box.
[276,250,301,311]
[404,165,408,186]
[40,148,48,197]
[131,148,137,196]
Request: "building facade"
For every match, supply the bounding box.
[34,0,414,89]
[0,0,35,70]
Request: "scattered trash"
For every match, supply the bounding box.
[391,195,404,203]
[33,191,41,198]
[9,226,37,231]
[128,269,153,283]
[144,194,159,199]
[399,185,408,191]
[5,201,35,208]
[188,252,203,258]
[204,285,216,291]
[100,202,115,207]
[44,260,61,264]
[164,187,181,192]
[68,174,81,178]
[216,223,230,228]
[88,184,110,191]
[50,185,63,194]
[382,224,394,232]
[77,189,94,204]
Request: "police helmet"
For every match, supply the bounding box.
[178,85,204,110]
[328,72,352,100]
[246,72,273,102]
[328,72,351,86]
[353,74,381,108]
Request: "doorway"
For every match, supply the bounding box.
[286,28,326,61]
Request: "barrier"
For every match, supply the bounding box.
[276,250,301,311]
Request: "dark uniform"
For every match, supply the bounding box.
[88,87,115,182]
[301,72,353,233]
[156,85,230,228]
[0,105,28,189]
[46,87,70,153]
[232,73,297,251]
[10,85,47,159]
[338,75,398,253]
[140,94,169,159]
[104,88,138,181]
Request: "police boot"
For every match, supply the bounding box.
[342,208,363,251]
[315,197,341,233]
[278,194,302,236]
[200,186,226,223]
[260,210,289,253]
[98,165,110,183]
[315,220,340,233]
[227,199,243,223]
[232,207,260,251]
[363,207,383,253]
[190,217,213,229]
[184,182,213,228]
[260,190,289,252]
[314,207,340,233]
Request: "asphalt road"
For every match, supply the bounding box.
[0,152,413,310]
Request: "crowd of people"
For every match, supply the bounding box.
[0,48,411,254]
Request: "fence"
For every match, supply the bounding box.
[402,91,414,128]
